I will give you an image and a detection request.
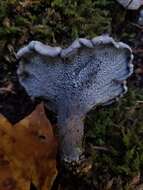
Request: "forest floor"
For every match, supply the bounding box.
[0,1,143,190]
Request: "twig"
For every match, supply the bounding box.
[91,145,111,152]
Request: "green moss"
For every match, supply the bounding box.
[85,87,143,188]
[0,0,117,44]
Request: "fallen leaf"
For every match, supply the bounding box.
[0,103,58,190]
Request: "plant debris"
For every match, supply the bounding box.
[0,103,57,190]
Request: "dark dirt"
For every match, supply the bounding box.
[0,72,35,124]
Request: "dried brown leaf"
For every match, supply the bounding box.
[0,103,58,190]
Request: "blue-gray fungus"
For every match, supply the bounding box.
[116,0,143,9]
[138,9,143,25]
[17,35,133,163]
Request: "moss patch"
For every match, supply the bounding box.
[84,86,143,189]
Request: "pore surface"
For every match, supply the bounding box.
[17,36,133,162]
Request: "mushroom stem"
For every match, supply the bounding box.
[57,111,84,162]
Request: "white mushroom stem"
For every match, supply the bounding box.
[58,113,84,162]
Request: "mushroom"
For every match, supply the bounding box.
[17,35,133,163]
[116,0,143,10]
[138,9,143,25]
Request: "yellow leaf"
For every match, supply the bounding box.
[0,103,58,190]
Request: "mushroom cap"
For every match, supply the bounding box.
[116,0,143,10]
[138,9,143,25]
[17,35,133,115]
